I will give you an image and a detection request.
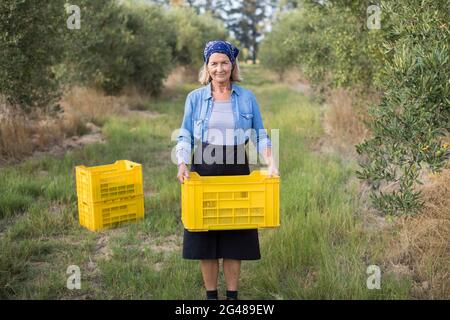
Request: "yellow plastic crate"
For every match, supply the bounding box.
[75,160,145,231]
[78,195,144,231]
[181,170,280,232]
[75,160,143,203]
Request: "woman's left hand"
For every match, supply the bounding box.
[268,162,279,177]
[262,148,279,177]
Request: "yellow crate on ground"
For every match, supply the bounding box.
[76,160,143,203]
[75,160,145,231]
[78,195,144,231]
[181,170,280,232]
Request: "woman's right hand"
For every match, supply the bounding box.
[177,163,190,184]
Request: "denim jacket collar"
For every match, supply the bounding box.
[203,82,240,100]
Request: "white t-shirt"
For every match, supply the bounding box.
[206,100,235,145]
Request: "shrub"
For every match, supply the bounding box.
[0,0,66,111]
[64,1,175,96]
[167,6,228,69]
[356,0,449,214]
[262,0,449,214]
[260,2,383,90]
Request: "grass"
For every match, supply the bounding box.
[0,64,413,299]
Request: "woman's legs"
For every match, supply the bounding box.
[200,259,219,290]
[223,259,241,291]
[200,259,241,290]
[192,144,250,299]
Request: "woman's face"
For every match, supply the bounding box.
[207,53,232,84]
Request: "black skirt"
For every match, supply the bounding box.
[182,142,261,260]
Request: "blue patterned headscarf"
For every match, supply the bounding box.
[203,40,240,65]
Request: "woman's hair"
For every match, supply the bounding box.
[198,58,243,85]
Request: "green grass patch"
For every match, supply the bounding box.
[0,64,412,299]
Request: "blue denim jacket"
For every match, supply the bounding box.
[176,82,272,165]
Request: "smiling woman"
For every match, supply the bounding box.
[198,50,242,86]
[175,40,279,301]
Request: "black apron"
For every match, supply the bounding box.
[182,142,261,260]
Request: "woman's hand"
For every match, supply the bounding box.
[263,147,279,177]
[177,163,190,184]
[268,162,279,177]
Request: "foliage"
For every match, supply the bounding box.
[261,0,449,214]
[64,1,174,95]
[355,0,450,214]
[0,0,66,111]
[166,6,227,68]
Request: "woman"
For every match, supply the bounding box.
[176,40,278,300]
